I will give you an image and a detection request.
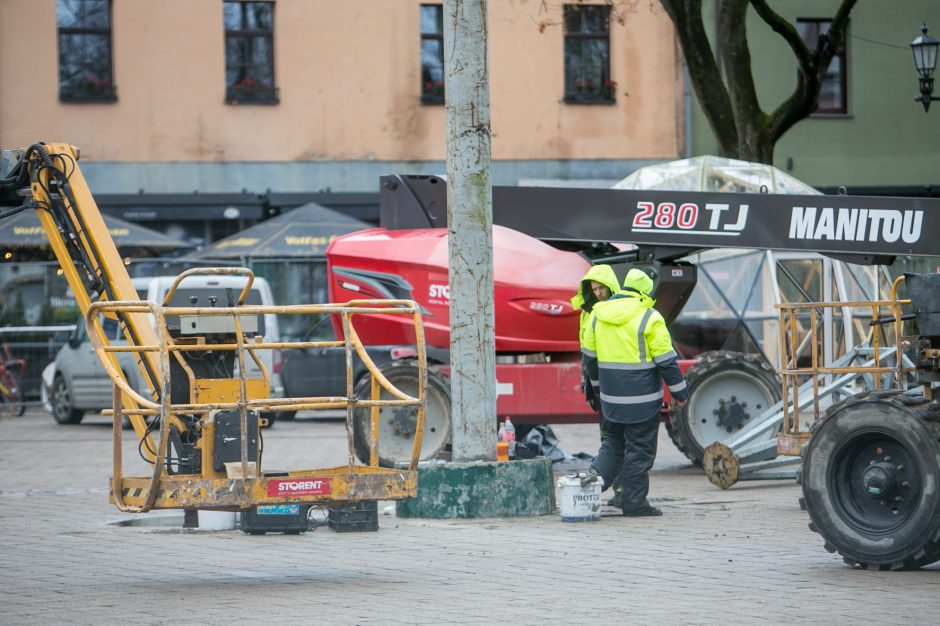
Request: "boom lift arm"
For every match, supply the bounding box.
[0,142,429,514]
[1,143,163,450]
[380,174,940,321]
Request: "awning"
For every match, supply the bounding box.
[193,202,372,259]
[0,210,192,255]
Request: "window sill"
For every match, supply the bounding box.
[60,92,118,103]
[225,97,280,106]
[809,112,852,119]
[226,86,280,105]
[563,97,616,105]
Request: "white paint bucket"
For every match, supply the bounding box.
[556,473,603,522]
[198,510,237,530]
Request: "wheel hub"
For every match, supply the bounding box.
[389,406,418,437]
[861,462,899,499]
[713,395,750,431]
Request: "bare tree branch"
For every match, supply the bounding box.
[719,0,764,159]
[757,0,858,150]
[662,0,858,163]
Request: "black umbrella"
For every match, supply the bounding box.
[194,202,371,260]
[0,209,192,258]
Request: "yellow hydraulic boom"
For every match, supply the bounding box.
[0,142,427,513]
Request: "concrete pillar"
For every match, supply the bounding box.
[443,0,496,462]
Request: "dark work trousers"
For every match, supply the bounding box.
[599,417,623,494]
[590,416,660,511]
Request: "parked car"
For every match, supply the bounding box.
[48,275,283,424]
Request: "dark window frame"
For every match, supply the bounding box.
[420,4,445,105]
[797,18,849,116]
[224,0,279,105]
[563,4,615,105]
[57,0,117,103]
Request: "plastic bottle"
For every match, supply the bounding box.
[503,417,516,443]
[497,421,506,442]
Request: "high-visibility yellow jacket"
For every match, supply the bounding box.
[571,264,620,346]
[583,271,688,424]
[571,264,620,411]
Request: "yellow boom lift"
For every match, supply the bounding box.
[0,142,427,513]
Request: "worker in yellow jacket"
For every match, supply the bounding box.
[570,264,620,412]
[572,263,623,505]
[583,267,689,517]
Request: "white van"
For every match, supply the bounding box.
[48,274,283,424]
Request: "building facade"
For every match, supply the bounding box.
[0,0,686,202]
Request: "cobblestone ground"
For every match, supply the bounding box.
[3,409,940,625]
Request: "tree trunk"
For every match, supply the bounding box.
[661,0,858,165]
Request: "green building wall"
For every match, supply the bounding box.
[691,0,940,189]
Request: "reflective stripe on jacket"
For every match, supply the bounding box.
[583,290,689,423]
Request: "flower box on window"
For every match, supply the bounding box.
[565,78,616,104]
[226,77,279,104]
[60,73,117,102]
[421,80,445,105]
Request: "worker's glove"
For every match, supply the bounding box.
[584,382,600,412]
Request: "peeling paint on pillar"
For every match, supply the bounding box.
[396,458,556,519]
[444,0,496,463]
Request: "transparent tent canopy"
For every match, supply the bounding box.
[612,155,818,195]
[612,156,908,367]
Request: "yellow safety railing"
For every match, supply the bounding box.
[775,276,915,449]
[83,268,428,513]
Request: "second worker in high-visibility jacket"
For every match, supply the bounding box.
[583,267,689,517]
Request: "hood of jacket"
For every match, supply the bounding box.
[570,264,620,312]
[592,290,655,326]
[623,268,654,296]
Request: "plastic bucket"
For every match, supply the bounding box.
[556,473,603,522]
[198,510,237,530]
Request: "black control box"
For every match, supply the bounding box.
[213,410,259,472]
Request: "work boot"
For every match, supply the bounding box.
[607,490,622,508]
[622,503,662,517]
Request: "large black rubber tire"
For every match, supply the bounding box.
[273,411,296,421]
[352,363,451,467]
[51,375,84,425]
[799,390,940,570]
[667,351,780,466]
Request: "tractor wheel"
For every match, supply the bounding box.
[352,363,452,467]
[799,391,940,570]
[667,351,780,466]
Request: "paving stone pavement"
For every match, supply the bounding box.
[3,409,940,625]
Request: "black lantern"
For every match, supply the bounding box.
[911,23,939,112]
